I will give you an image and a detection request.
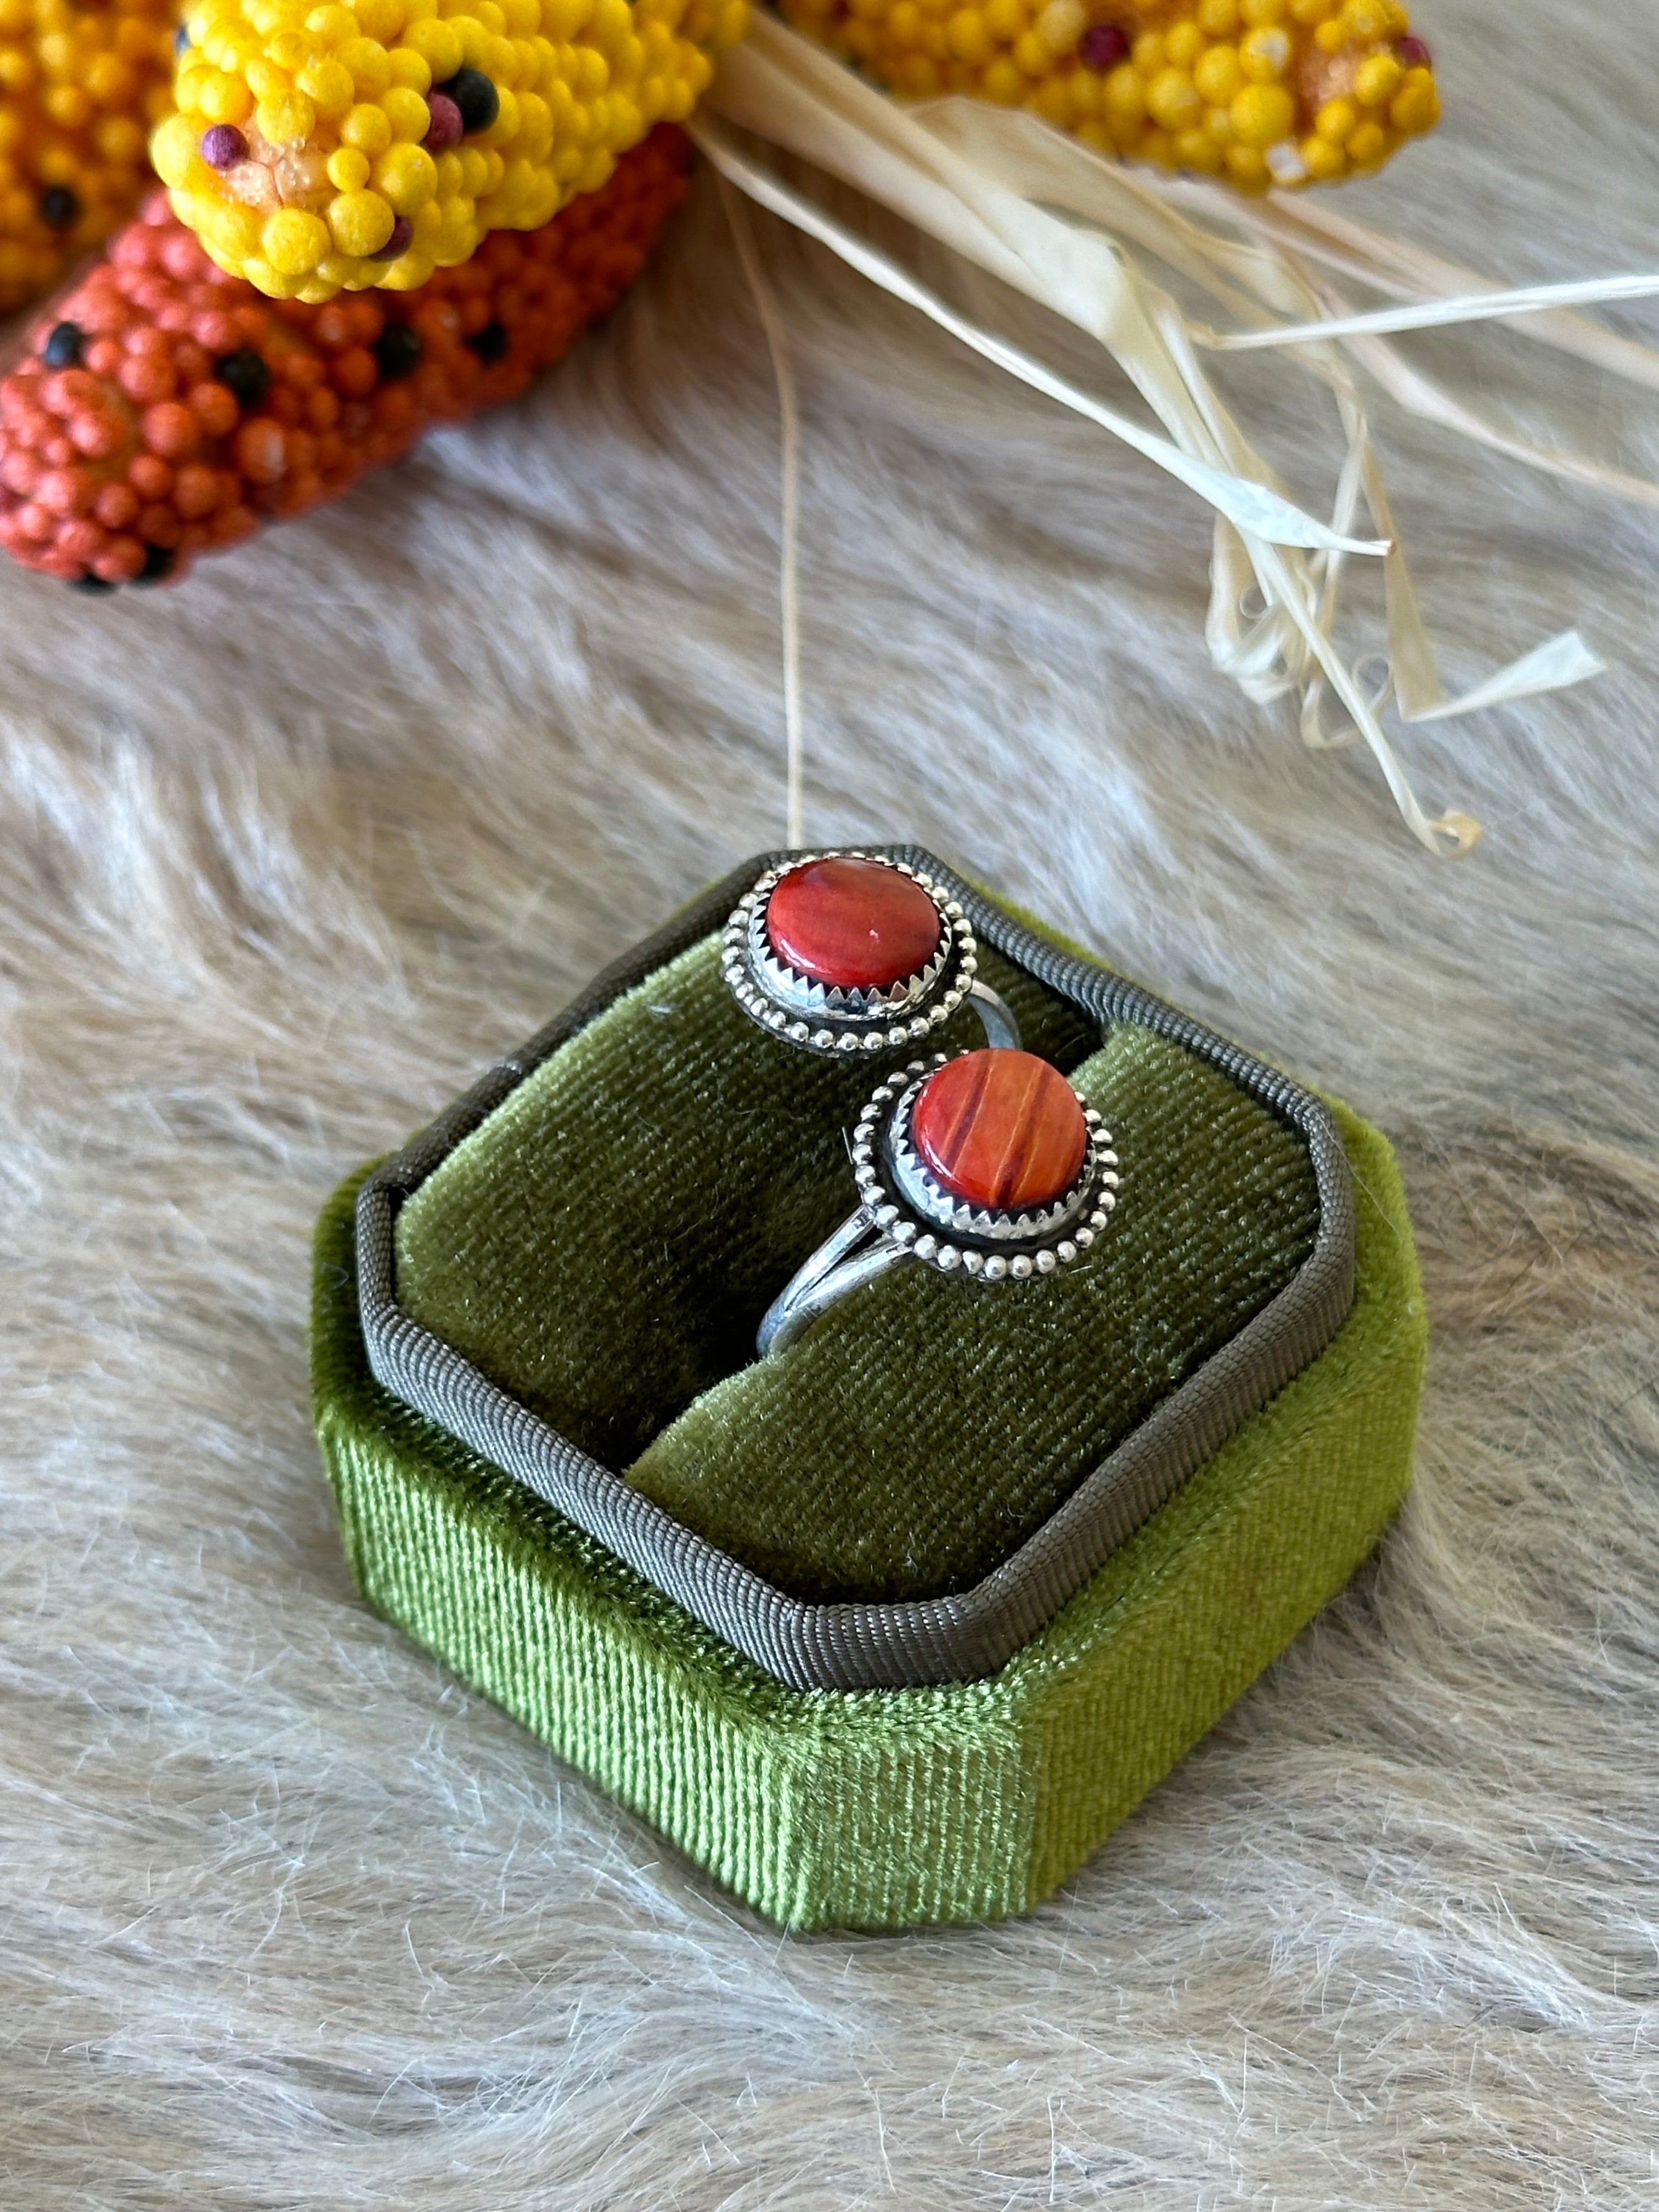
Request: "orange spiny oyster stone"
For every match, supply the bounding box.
[0,126,692,589]
[765,857,943,991]
[910,1049,1088,1213]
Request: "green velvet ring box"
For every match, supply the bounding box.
[312,849,1425,1931]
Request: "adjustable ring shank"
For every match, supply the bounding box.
[967,979,1019,1049]
[757,1210,916,1359]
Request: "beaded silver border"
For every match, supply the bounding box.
[849,1054,1120,1280]
[721,851,978,1057]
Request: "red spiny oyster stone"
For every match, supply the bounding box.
[911,1050,1087,1212]
[764,857,942,991]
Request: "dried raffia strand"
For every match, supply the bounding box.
[0,0,179,312]
[699,19,1656,855]
[0,126,692,587]
[777,0,1439,193]
[717,170,806,848]
[151,0,748,303]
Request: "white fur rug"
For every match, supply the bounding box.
[5,3,1658,2202]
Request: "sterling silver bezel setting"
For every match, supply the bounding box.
[721,851,980,1058]
[848,1053,1120,1279]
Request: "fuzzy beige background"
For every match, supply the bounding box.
[4,2,1658,2204]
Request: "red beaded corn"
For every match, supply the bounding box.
[0,0,180,312]
[0,121,691,586]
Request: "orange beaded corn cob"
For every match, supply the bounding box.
[0,121,690,585]
[150,0,747,301]
[780,0,1440,190]
[0,0,180,311]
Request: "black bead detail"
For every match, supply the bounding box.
[466,320,509,365]
[135,544,177,584]
[71,574,116,594]
[214,347,273,408]
[39,186,81,232]
[42,320,84,368]
[435,67,499,134]
[371,322,424,382]
[174,21,190,50]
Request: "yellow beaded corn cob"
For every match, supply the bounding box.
[0,0,179,311]
[780,0,1441,191]
[150,0,748,300]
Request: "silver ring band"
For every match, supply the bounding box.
[962,977,1019,1049]
[758,1211,917,1359]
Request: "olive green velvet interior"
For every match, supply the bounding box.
[393,932,1323,1605]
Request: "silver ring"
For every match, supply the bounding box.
[721,851,1020,1058]
[758,1047,1120,1359]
